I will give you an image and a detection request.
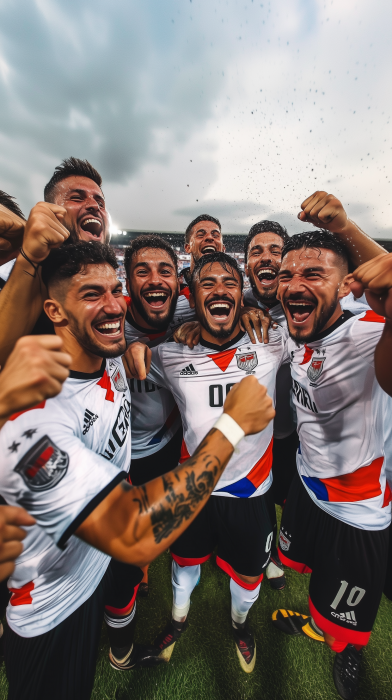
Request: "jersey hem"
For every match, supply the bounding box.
[57,471,126,549]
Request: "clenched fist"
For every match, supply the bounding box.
[22,202,70,264]
[298,191,349,233]
[223,375,275,435]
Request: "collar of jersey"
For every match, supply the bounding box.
[306,309,354,344]
[69,358,106,380]
[199,329,246,352]
[125,309,167,336]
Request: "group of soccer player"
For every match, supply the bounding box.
[0,157,391,700]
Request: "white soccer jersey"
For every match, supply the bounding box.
[146,328,286,497]
[124,291,195,458]
[287,310,391,531]
[243,287,295,439]
[0,258,16,288]
[0,357,130,637]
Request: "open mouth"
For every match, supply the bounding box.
[80,217,103,238]
[143,290,170,308]
[207,300,233,319]
[256,268,278,286]
[94,319,122,338]
[201,245,216,255]
[286,300,316,324]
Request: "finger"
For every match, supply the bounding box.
[300,192,320,210]
[240,315,256,344]
[0,506,35,527]
[261,317,270,344]
[0,562,16,581]
[27,335,64,351]
[301,192,324,215]
[145,347,152,375]
[2,524,29,542]
[0,540,24,564]
[349,280,364,298]
[251,314,264,343]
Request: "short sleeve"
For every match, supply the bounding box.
[0,418,125,550]
[146,346,169,388]
[350,311,385,365]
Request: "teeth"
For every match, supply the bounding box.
[288,302,313,306]
[145,292,167,298]
[210,303,230,309]
[84,218,101,225]
[96,322,120,330]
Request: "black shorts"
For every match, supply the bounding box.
[383,522,392,601]
[128,427,183,485]
[279,473,389,646]
[4,559,143,700]
[171,490,275,579]
[271,430,299,507]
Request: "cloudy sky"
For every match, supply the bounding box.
[0,0,391,237]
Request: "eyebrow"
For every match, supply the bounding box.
[133,260,175,270]
[278,266,325,276]
[195,228,221,234]
[78,282,122,293]
[199,274,239,284]
[250,243,282,252]
[67,188,105,200]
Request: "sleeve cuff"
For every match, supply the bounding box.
[57,471,126,550]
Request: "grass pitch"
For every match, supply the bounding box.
[0,507,391,700]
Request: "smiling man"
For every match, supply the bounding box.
[126,251,286,673]
[0,242,275,698]
[184,214,225,271]
[0,191,26,289]
[272,231,392,700]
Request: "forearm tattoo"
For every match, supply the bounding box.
[148,432,224,544]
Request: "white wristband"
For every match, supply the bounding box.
[214,413,245,449]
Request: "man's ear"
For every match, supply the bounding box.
[338,273,354,300]
[184,242,190,254]
[43,298,68,326]
[222,243,226,253]
[189,291,195,309]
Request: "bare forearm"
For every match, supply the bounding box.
[375,321,392,396]
[0,255,45,365]
[334,220,387,268]
[77,428,233,566]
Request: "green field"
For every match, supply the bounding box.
[1,507,391,700]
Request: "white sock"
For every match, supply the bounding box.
[171,561,200,622]
[266,560,283,580]
[230,578,261,626]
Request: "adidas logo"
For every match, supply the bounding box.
[331,610,357,625]
[83,409,98,435]
[180,363,198,376]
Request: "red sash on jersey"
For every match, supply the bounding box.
[302,456,392,505]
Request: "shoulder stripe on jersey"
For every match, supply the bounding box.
[180,286,190,299]
[97,370,114,402]
[300,345,314,365]
[9,401,46,422]
[207,348,237,372]
[359,310,385,324]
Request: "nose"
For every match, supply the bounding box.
[85,196,100,212]
[284,274,307,295]
[102,292,125,317]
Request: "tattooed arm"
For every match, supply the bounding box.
[76,375,275,566]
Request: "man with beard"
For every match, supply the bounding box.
[0,157,109,363]
[126,252,286,673]
[0,242,274,699]
[185,214,225,272]
[0,191,26,289]
[124,235,194,595]
[272,232,392,700]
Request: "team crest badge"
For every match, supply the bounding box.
[307,357,325,383]
[109,360,127,392]
[14,436,69,491]
[236,350,258,374]
[279,530,291,552]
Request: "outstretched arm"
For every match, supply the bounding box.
[0,202,69,365]
[76,375,275,566]
[351,253,392,395]
[298,191,386,268]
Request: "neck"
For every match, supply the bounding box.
[252,286,278,309]
[128,304,154,331]
[56,329,104,373]
[200,322,242,347]
[0,250,18,267]
[319,302,344,335]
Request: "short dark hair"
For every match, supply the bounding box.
[124,235,178,279]
[41,242,118,291]
[44,157,103,202]
[0,190,25,220]
[185,214,221,244]
[281,229,349,268]
[244,220,289,263]
[190,251,243,294]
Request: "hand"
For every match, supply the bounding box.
[298,191,349,233]
[223,375,275,435]
[173,321,200,349]
[350,253,392,320]
[240,307,276,344]
[122,342,152,380]
[0,505,36,581]
[0,203,25,238]
[0,335,71,425]
[22,202,70,264]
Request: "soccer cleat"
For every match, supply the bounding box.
[109,644,139,671]
[271,609,325,642]
[232,623,256,673]
[266,556,286,591]
[333,644,362,700]
[137,618,189,666]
